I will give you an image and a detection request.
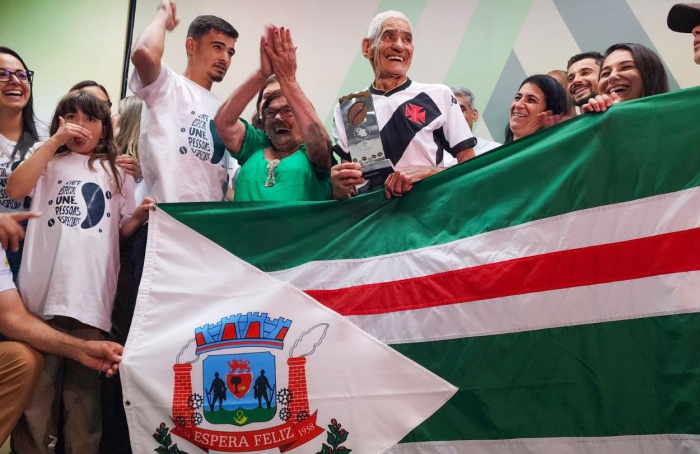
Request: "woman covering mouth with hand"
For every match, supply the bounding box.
[582,43,668,113]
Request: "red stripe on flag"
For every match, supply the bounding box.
[306,228,700,315]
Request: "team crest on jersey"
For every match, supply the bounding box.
[158,312,338,453]
[405,103,426,125]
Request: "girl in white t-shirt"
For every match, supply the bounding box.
[7,91,154,453]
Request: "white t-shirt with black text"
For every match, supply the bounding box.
[18,153,135,332]
[130,63,234,203]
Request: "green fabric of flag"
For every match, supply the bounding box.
[159,87,700,452]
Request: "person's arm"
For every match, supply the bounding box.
[116,155,142,180]
[0,212,40,251]
[120,197,156,241]
[537,110,570,128]
[7,117,93,200]
[265,27,332,170]
[131,0,179,88]
[0,289,123,377]
[455,147,475,163]
[214,31,273,154]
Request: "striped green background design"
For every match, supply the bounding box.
[1,0,696,144]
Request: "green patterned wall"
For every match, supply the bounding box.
[0,0,695,142]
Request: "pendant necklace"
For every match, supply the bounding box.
[265,159,280,187]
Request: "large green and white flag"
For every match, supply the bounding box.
[125,86,700,453]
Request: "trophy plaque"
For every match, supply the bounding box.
[339,90,393,180]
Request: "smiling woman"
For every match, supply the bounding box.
[504,74,567,143]
[599,43,668,101]
[583,43,669,113]
[0,48,43,173]
[0,47,46,279]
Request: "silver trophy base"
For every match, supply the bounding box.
[361,158,394,180]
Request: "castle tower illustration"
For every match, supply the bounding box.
[285,323,329,421]
[172,363,194,427]
[287,356,310,419]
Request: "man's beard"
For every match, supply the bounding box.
[209,71,225,83]
[574,91,597,107]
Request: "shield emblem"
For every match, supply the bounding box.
[202,352,277,426]
[226,370,252,398]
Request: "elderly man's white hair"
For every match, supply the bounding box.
[366,10,413,44]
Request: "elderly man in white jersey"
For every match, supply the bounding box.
[331,11,476,199]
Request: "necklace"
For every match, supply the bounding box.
[265,159,280,187]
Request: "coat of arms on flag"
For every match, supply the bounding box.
[121,208,457,454]
[163,313,332,451]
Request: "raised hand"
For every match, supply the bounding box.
[159,0,179,31]
[259,25,273,78]
[264,26,297,82]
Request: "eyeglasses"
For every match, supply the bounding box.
[0,68,33,84]
[262,105,293,119]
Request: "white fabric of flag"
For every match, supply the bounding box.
[121,209,456,454]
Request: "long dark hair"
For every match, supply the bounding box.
[50,91,123,192]
[602,43,669,98]
[0,47,40,163]
[504,74,567,143]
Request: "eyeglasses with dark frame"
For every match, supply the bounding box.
[0,68,34,84]
[262,105,293,119]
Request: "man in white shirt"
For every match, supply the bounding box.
[106,4,239,450]
[565,52,603,108]
[128,1,239,292]
[130,0,238,204]
[451,86,501,155]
